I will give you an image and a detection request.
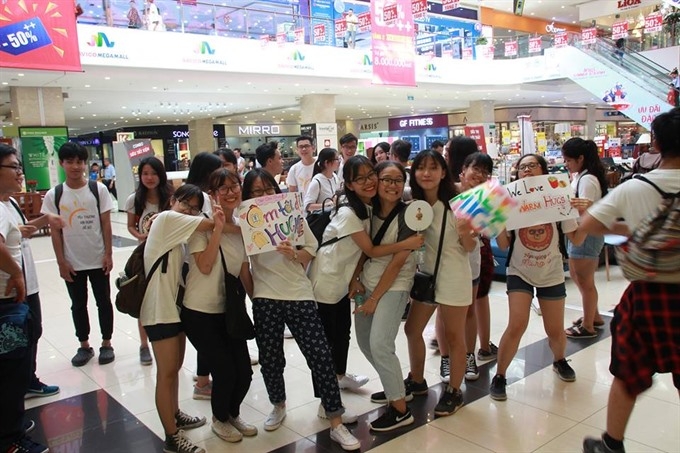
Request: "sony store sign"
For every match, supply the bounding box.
[224,124,301,136]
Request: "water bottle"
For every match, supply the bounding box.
[354,293,365,306]
[416,245,425,266]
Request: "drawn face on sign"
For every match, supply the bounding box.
[518,223,553,252]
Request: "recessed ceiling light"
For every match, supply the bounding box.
[105,76,110,80]
[71,106,76,109]
[86,101,92,104]
[1,82,7,85]
[17,73,24,77]
[85,84,90,88]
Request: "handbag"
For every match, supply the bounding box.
[219,247,255,340]
[0,302,30,359]
[410,206,447,303]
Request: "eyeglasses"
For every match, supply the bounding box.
[0,164,23,174]
[518,162,540,171]
[352,171,377,185]
[250,187,277,197]
[179,200,202,215]
[468,167,491,179]
[379,177,405,186]
[217,184,241,195]
[297,144,313,149]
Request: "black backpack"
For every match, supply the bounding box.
[115,242,169,318]
[306,198,341,249]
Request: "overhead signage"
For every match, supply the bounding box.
[389,114,448,130]
[371,0,416,87]
[358,12,371,32]
[644,12,663,34]
[412,0,428,20]
[617,0,641,10]
[529,37,542,54]
[224,124,300,137]
[505,41,518,57]
[612,21,629,40]
[554,32,568,48]
[313,24,326,43]
[581,27,597,45]
[442,0,461,12]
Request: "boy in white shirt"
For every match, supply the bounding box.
[41,143,116,367]
[286,135,316,194]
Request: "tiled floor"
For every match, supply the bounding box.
[22,212,679,452]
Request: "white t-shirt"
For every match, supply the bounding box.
[249,218,317,301]
[0,203,22,299]
[308,205,370,304]
[361,210,416,293]
[3,199,38,295]
[420,201,472,306]
[588,169,680,231]
[184,230,248,314]
[41,181,113,271]
[303,173,340,210]
[507,219,578,288]
[124,193,159,236]
[140,210,203,326]
[286,161,315,193]
[572,171,603,202]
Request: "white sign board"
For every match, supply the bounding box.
[238,192,305,255]
[504,173,577,230]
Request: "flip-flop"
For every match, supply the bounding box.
[565,324,598,339]
[572,317,605,329]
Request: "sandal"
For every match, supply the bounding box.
[572,317,605,330]
[565,324,598,339]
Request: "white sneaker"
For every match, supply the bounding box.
[211,419,242,443]
[264,404,286,431]
[317,403,358,424]
[283,326,293,339]
[330,424,361,451]
[229,415,258,436]
[338,373,369,391]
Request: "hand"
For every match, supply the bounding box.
[570,197,593,214]
[354,295,378,316]
[403,233,425,250]
[348,279,365,299]
[6,272,25,302]
[275,240,297,261]
[102,255,113,275]
[456,217,475,236]
[212,204,225,231]
[48,214,66,230]
[18,224,38,238]
[59,261,77,283]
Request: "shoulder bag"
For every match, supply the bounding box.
[410,205,447,303]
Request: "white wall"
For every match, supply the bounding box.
[640,46,680,72]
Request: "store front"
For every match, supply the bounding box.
[222,123,302,159]
[388,114,449,158]
[356,118,391,154]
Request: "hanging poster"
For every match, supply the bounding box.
[313,24,326,43]
[504,41,518,57]
[528,37,542,54]
[371,0,416,86]
[581,27,597,45]
[503,174,577,230]
[238,193,305,256]
[612,21,629,40]
[554,32,568,48]
[644,13,663,34]
[19,127,67,191]
[412,0,428,19]
[450,179,517,238]
[442,0,461,11]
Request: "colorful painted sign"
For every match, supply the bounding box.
[581,27,597,45]
[371,0,416,86]
[450,179,517,238]
[529,37,542,54]
[503,174,577,231]
[19,127,67,191]
[612,21,629,40]
[0,1,81,72]
[644,12,663,34]
[238,193,305,256]
[504,41,518,57]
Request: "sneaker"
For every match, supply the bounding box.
[211,419,242,443]
[98,346,115,365]
[7,435,49,453]
[338,373,369,391]
[583,435,625,453]
[464,353,479,381]
[23,419,35,434]
[553,358,576,382]
[175,410,206,430]
[489,375,507,401]
[71,347,94,367]
[229,416,258,436]
[283,326,293,339]
[434,386,464,417]
[317,403,358,424]
[565,324,598,339]
[439,356,450,383]
[329,424,361,451]
[163,429,205,453]
[25,380,60,399]
[140,346,153,366]
[370,390,413,404]
[192,382,212,400]
[477,342,499,361]
[369,405,414,432]
[264,404,286,431]
[429,338,439,350]
[404,373,429,395]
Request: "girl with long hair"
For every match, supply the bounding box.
[561,137,608,338]
[124,156,173,366]
[372,142,391,165]
[303,147,340,212]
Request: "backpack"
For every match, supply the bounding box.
[114,242,169,318]
[614,175,680,283]
[306,198,340,249]
[54,180,100,216]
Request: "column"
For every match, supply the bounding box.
[300,94,336,124]
[188,118,214,155]
[466,100,498,157]
[585,104,597,139]
[10,87,65,126]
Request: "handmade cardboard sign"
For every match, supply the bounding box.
[238,192,305,255]
[504,173,577,230]
[449,179,517,238]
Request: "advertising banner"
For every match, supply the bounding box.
[442,0,461,12]
[449,180,517,238]
[371,0,416,86]
[358,12,371,32]
[612,21,629,40]
[123,139,154,186]
[644,12,663,34]
[503,174,577,231]
[581,27,597,45]
[504,41,518,57]
[238,193,305,256]
[335,18,347,38]
[554,32,568,48]
[310,0,335,46]
[463,126,487,153]
[529,37,542,54]
[0,1,81,72]
[19,127,67,191]
[412,0,428,19]
[294,28,305,45]
[313,24,326,43]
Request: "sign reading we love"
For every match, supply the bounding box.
[238,193,305,255]
[504,173,577,230]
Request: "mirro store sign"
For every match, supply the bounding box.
[224,124,301,136]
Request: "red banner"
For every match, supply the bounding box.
[0,1,81,72]
[504,41,518,57]
[612,21,629,40]
[276,32,286,44]
[464,126,487,153]
[581,27,597,45]
[335,18,347,37]
[294,28,305,45]
[383,4,398,24]
[554,32,568,48]
[462,47,473,60]
[372,0,416,86]
[442,0,461,11]
[313,24,326,43]
[412,0,428,19]
[528,37,542,54]
[358,12,371,32]
[644,12,663,34]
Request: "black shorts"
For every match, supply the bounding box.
[506,275,566,300]
[144,322,183,342]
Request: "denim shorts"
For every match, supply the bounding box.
[506,275,566,300]
[144,322,183,342]
[568,235,604,260]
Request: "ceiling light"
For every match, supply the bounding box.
[105,76,110,80]
[84,84,90,88]
[17,73,24,77]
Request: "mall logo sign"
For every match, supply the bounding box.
[88,33,114,47]
[617,0,641,10]
[82,32,129,60]
[196,42,215,55]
